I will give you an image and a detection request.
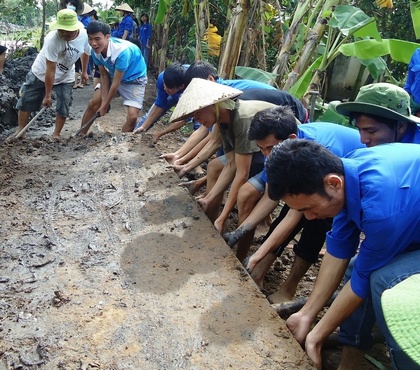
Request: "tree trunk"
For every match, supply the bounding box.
[218,0,250,79]
[194,0,209,60]
[158,8,171,74]
[41,0,46,49]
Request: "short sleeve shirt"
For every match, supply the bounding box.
[218,100,277,154]
[31,29,91,84]
[91,37,146,81]
[326,143,420,299]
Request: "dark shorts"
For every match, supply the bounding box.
[15,71,73,117]
[217,151,265,178]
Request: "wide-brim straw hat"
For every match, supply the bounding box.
[81,3,94,15]
[49,9,84,32]
[336,82,420,124]
[381,274,420,365]
[169,78,243,122]
[115,3,134,13]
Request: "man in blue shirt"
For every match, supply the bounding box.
[133,63,187,134]
[79,21,147,133]
[223,106,364,295]
[266,140,420,370]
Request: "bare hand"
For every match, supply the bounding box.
[97,104,109,117]
[245,254,259,272]
[223,228,247,247]
[133,126,145,134]
[196,196,210,213]
[286,311,313,346]
[214,217,225,234]
[305,332,323,370]
[42,96,52,107]
[160,153,179,164]
[81,72,89,85]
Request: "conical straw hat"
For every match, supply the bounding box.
[81,3,94,15]
[170,78,243,122]
[115,3,134,13]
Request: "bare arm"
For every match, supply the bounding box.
[214,152,253,233]
[134,104,165,133]
[286,252,350,346]
[80,52,89,84]
[246,209,303,271]
[98,68,124,117]
[305,282,363,368]
[43,59,56,107]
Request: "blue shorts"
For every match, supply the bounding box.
[217,152,265,179]
[16,71,73,117]
[247,170,265,194]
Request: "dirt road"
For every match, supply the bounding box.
[0,88,315,369]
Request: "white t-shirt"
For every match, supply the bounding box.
[31,28,91,85]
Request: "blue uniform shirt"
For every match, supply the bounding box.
[91,38,147,82]
[404,48,420,104]
[154,65,189,110]
[114,14,134,39]
[327,143,420,299]
[261,122,365,183]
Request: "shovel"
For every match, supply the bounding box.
[74,112,100,137]
[11,106,47,140]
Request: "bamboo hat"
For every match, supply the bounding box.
[169,78,243,122]
[49,9,84,32]
[336,82,420,124]
[115,3,134,13]
[81,3,94,15]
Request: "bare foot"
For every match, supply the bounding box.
[267,288,294,304]
[179,179,201,195]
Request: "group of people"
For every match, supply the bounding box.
[12,7,420,369]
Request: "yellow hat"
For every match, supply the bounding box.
[49,9,84,31]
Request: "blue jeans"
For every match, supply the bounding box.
[339,251,420,370]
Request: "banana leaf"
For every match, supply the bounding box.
[234,66,279,87]
[339,39,420,64]
[288,56,322,99]
[155,0,170,24]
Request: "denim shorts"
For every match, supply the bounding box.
[16,71,73,117]
[217,152,265,180]
[247,170,265,194]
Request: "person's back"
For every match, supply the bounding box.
[298,122,363,155]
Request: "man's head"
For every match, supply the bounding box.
[266,139,345,220]
[169,78,242,126]
[336,83,420,147]
[248,106,299,157]
[49,9,84,41]
[184,61,218,87]
[87,21,111,54]
[163,63,186,95]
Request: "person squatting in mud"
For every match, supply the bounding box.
[15,9,90,138]
[79,20,147,134]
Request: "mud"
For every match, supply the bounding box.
[0,71,391,369]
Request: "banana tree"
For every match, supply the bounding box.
[288,5,420,99]
[218,0,250,79]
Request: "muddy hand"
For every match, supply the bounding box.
[223,227,248,247]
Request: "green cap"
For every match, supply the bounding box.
[49,9,84,32]
[382,274,420,365]
[336,83,420,124]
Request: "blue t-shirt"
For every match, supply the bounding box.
[261,122,364,182]
[91,37,146,81]
[217,77,276,92]
[139,23,152,46]
[114,14,134,39]
[404,48,420,104]
[80,15,92,28]
[402,123,420,143]
[327,143,420,299]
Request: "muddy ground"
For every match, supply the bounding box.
[0,70,391,369]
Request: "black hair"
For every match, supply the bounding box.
[87,21,111,36]
[128,37,142,50]
[184,60,218,86]
[163,62,186,89]
[248,106,298,141]
[141,13,149,23]
[349,112,401,130]
[266,139,344,200]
